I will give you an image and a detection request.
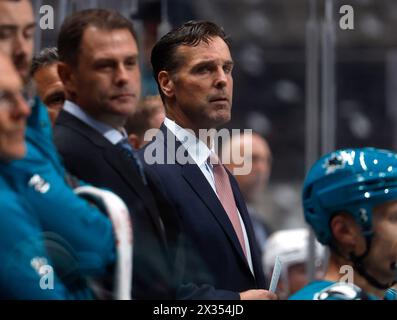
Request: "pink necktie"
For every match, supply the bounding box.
[209,153,247,258]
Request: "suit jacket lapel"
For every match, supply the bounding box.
[57,111,167,244]
[159,124,252,271]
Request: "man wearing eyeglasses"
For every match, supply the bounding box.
[0,53,31,162]
[0,51,60,299]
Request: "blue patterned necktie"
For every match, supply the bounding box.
[117,138,148,185]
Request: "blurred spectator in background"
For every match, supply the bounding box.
[263,228,324,299]
[131,1,162,96]
[125,95,165,149]
[31,47,66,125]
[223,132,273,255]
[131,0,196,96]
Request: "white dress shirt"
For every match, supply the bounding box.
[63,100,127,145]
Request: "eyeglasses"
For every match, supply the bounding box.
[0,89,28,112]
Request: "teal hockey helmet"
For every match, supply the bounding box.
[303,147,397,245]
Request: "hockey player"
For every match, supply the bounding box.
[290,148,397,300]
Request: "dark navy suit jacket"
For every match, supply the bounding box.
[54,110,181,300]
[140,124,267,299]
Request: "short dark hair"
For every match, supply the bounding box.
[151,20,231,101]
[57,9,137,66]
[30,47,59,77]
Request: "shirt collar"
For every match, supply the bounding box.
[164,117,214,166]
[63,100,127,145]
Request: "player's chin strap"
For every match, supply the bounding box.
[349,234,396,290]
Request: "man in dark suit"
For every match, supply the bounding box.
[53,9,180,300]
[141,20,277,300]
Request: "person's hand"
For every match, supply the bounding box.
[239,289,278,300]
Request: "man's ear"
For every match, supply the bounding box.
[57,62,76,97]
[330,213,363,252]
[158,71,174,98]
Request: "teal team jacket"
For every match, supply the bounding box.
[289,280,397,300]
[0,98,115,299]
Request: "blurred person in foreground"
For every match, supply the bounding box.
[0,0,34,85]
[0,0,120,299]
[0,51,116,299]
